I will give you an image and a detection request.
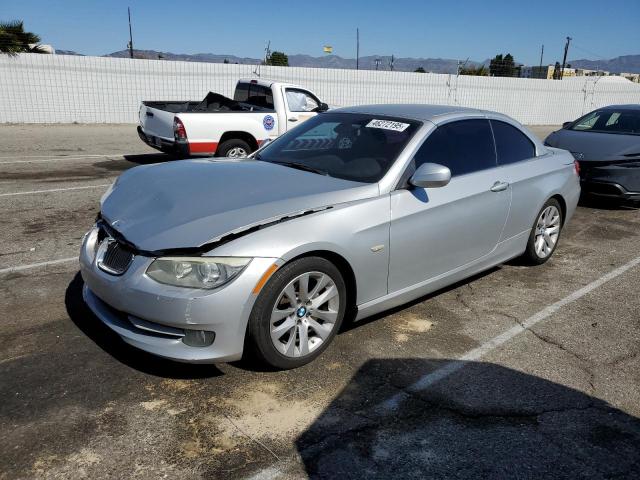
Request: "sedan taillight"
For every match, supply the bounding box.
[574,160,580,176]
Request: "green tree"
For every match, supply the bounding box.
[266,51,289,66]
[489,53,516,77]
[460,65,488,76]
[414,67,426,73]
[0,20,46,55]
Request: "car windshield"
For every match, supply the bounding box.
[256,112,421,183]
[570,109,640,135]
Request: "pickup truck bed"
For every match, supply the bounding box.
[138,79,326,157]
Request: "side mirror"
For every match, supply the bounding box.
[409,162,451,188]
[316,102,329,112]
[562,121,573,129]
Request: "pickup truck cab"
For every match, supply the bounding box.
[138,78,328,157]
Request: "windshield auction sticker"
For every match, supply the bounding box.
[366,119,410,132]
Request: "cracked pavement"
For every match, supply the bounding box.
[0,124,639,479]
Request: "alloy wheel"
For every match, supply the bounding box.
[226,147,248,158]
[270,271,340,358]
[534,205,560,258]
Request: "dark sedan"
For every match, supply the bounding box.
[545,105,640,201]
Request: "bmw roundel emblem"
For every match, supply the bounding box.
[263,115,275,131]
[296,306,307,318]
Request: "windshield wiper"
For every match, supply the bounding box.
[270,161,328,176]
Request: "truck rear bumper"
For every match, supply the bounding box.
[137,126,190,156]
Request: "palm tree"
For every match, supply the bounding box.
[0,20,46,55]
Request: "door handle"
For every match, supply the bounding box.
[146,111,154,117]
[288,117,298,122]
[490,181,509,192]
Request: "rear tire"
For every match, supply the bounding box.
[521,198,563,265]
[216,139,252,158]
[246,257,347,370]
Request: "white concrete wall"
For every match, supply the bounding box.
[1,53,639,124]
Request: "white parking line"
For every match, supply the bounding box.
[380,253,640,410]
[0,184,111,197]
[0,155,125,165]
[244,253,640,480]
[0,153,125,160]
[0,257,77,275]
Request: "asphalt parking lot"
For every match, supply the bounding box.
[1,124,640,479]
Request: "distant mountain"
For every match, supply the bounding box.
[55,50,84,56]
[569,55,640,74]
[105,49,261,65]
[56,48,640,74]
[102,49,482,73]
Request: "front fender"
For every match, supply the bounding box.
[208,196,391,305]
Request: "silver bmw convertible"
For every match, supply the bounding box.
[80,104,580,369]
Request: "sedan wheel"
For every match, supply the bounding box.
[247,257,347,369]
[534,205,561,259]
[522,198,563,265]
[270,271,340,358]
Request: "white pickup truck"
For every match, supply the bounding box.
[137,78,328,157]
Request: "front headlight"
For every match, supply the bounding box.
[146,257,251,289]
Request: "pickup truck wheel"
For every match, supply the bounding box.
[216,139,252,158]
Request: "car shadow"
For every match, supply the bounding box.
[65,273,223,379]
[122,152,194,164]
[294,358,640,479]
[340,266,500,333]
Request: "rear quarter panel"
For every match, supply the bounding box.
[178,112,279,151]
[500,149,580,240]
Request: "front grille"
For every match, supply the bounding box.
[97,238,134,275]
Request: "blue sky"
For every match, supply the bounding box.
[4,0,639,64]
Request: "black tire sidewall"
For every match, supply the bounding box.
[247,257,347,369]
[524,198,563,265]
[216,139,252,157]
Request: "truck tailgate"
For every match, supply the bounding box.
[139,104,175,141]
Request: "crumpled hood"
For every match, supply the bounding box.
[545,129,640,162]
[101,159,378,251]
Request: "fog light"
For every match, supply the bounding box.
[182,329,215,347]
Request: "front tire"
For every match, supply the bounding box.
[522,198,563,265]
[246,257,347,369]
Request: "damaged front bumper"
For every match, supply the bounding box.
[79,226,278,363]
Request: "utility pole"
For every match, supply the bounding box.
[356,28,359,70]
[539,44,544,69]
[127,7,134,59]
[264,40,271,64]
[389,54,394,71]
[560,36,572,80]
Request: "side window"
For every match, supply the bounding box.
[233,83,249,103]
[490,120,536,165]
[286,89,320,112]
[240,84,274,110]
[414,119,496,176]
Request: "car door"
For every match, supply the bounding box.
[284,88,321,131]
[388,119,511,293]
[489,119,554,238]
